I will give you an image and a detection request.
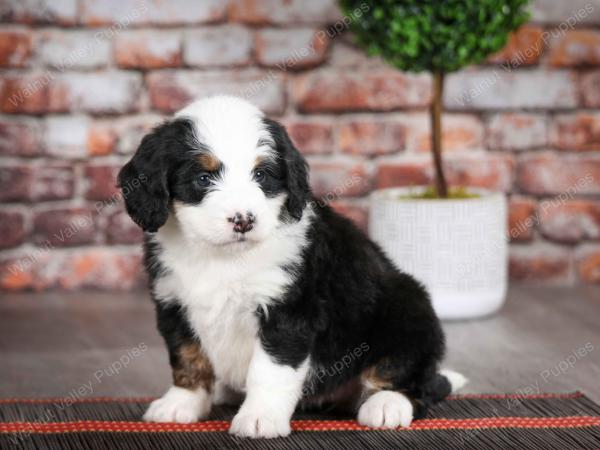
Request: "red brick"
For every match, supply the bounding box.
[33,208,98,247]
[404,114,484,153]
[486,113,547,150]
[329,41,386,68]
[106,210,143,244]
[0,210,25,249]
[88,123,117,156]
[0,257,36,291]
[548,30,600,67]
[581,71,600,107]
[84,165,121,201]
[308,161,371,198]
[44,115,89,159]
[0,248,144,291]
[184,26,251,67]
[1,0,78,25]
[256,28,329,69]
[508,196,537,242]
[0,28,31,67]
[34,164,76,201]
[445,69,578,110]
[539,200,600,243]
[60,249,144,290]
[516,152,600,195]
[81,0,226,26]
[377,154,514,192]
[376,160,431,189]
[575,245,600,284]
[294,70,431,113]
[147,71,286,115]
[283,119,333,155]
[0,164,75,202]
[445,154,515,192]
[0,73,53,114]
[84,115,162,158]
[550,113,600,151]
[115,30,182,69]
[0,72,142,114]
[35,30,110,69]
[488,26,545,66]
[509,243,573,285]
[111,114,163,155]
[338,119,406,156]
[0,117,43,157]
[53,72,143,114]
[230,0,341,25]
[330,200,368,232]
[0,166,32,202]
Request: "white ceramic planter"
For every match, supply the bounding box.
[369,187,508,320]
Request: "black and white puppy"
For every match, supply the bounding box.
[118,95,466,439]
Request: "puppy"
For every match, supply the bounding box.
[118,95,466,439]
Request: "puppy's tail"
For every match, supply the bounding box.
[423,369,468,403]
[412,369,468,419]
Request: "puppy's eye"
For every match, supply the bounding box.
[254,170,266,182]
[197,173,211,187]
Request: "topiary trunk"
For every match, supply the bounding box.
[431,71,448,198]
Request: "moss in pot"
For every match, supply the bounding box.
[340,0,530,319]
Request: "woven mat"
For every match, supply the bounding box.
[1,393,599,449]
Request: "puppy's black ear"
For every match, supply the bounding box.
[118,123,172,233]
[264,118,311,220]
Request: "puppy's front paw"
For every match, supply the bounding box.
[358,391,413,429]
[143,386,211,424]
[229,408,291,439]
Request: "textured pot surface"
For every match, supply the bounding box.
[369,187,508,320]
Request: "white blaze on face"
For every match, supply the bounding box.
[172,96,285,247]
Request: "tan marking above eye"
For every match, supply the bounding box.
[198,152,221,172]
[254,155,265,168]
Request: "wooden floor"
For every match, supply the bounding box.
[1,286,599,403]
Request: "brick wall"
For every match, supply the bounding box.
[1,0,599,290]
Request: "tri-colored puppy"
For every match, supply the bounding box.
[118,95,466,439]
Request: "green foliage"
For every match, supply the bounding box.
[340,0,530,73]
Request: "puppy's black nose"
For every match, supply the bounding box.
[229,212,255,234]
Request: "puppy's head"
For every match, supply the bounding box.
[118,96,310,248]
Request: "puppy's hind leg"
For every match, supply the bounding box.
[357,362,414,429]
[356,358,470,428]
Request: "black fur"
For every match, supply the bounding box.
[117,118,212,232]
[260,203,447,415]
[263,118,311,220]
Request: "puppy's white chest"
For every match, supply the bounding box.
[154,241,292,389]
[187,286,259,390]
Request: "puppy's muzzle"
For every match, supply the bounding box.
[229,212,255,234]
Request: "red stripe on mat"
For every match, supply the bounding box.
[1,417,599,434]
[0,392,584,404]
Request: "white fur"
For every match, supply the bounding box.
[174,95,280,248]
[229,341,309,439]
[144,386,211,423]
[153,207,312,392]
[151,96,313,400]
[358,391,414,429]
[440,369,468,392]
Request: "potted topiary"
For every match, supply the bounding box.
[340,0,530,319]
